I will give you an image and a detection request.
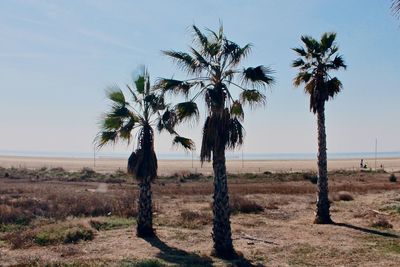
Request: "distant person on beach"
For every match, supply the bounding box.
[360,159,364,169]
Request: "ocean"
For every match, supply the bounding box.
[0,150,399,160]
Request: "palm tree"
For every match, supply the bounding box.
[292,33,347,224]
[157,24,274,258]
[96,67,193,237]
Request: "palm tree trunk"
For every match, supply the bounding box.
[137,176,154,237]
[211,146,236,259]
[314,102,333,224]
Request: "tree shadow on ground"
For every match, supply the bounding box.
[143,235,260,267]
[143,235,213,266]
[334,222,399,238]
[222,254,261,267]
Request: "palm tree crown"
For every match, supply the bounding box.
[292,32,347,113]
[97,66,193,180]
[157,24,275,161]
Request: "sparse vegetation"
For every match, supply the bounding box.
[303,172,318,184]
[332,191,354,201]
[5,223,94,248]
[370,217,393,229]
[89,216,135,231]
[389,173,397,183]
[229,195,264,214]
[180,210,212,229]
[1,168,399,266]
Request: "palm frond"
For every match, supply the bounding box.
[97,131,118,148]
[227,118,244,149]
[301,35,319,52]
[103,116,123,131]
[240,89,266,108]
[292,58,305,68]
[109,105,130,118]
[320,32,336,51]
[119,119,138,144]
[106,87,126,105]
[190,47,210,68]
[329,55,347,70]
[155,78,195,96]
[304,78,316,96]
[293,72,312,87]
[134,75,145,94]
[292,47,307,57]
[224,41,252,66]
[173,136,195,150]
[230,101,244,121]
[175,101,199,122]
[162,50,199,74]
[126,84,139,103]
[326,77,343,99]
[242,66,275,88]
[192,25,210,52]
[157,108,178,134]
[144,93,166,112]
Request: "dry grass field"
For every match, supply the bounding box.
[0,167,399,266]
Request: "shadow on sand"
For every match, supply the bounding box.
[143,235,260,267]
[334,222,399,238]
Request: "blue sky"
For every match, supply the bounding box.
[0,0,399,156]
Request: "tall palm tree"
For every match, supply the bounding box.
[292,33,347,224]
[157,24,274,258]
[96,67,193,237]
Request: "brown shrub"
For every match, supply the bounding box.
[370,217,393,229]
[0,187,137,225]
[179,210,212,229]
[5,223,95,249]
[229,195,264,214]
[4,229,36,249]
[0,204,33,225]
[332,191,354,201]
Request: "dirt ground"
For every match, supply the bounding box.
[0,171,399,266]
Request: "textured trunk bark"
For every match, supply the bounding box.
[137,176,154,237]
[212,146,235,259]
[314,102,333,224]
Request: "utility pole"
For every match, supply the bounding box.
[191,150,194,168]
[375,138,378,171]
[241,148,244,168]
[93,146,96,169]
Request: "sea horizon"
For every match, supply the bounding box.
[1,150,399,161]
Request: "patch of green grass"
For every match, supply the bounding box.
[364,236,400,255]
[89,216,135,231]
[34,224,94,246]
[0,223,23,232]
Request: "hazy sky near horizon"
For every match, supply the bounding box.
[0,0,399,156]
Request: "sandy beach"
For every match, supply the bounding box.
[1,155,399,175]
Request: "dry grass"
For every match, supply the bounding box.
[0,183,137,226]
[4,221,95,249]
[1,169,400,266]
[370,217,393,229]
[229,195,264,214]
[179,210,212,229]
[332,191,354,201]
